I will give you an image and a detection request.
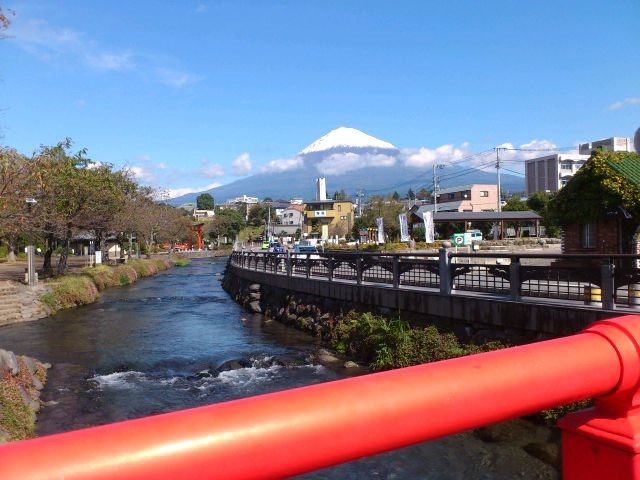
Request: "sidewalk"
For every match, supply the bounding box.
[0,256,90,282]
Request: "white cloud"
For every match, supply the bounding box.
[136,154,151,162]
[260,156,304,173]
[156,67,202,88]
[232,152,252,176]
[400,143,470,168]
[315,152,396,175]
[167,182,220,199]
[126,165,155,182]
[200,163,225,178]
[609,97,640,111]
[12,17,134,71]
[86,51,134,71]
[195,4,209,14]
[11,14,201,88]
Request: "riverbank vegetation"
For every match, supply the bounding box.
[328,311,502,371]
[0,352,49,443]
[40,257,178,312]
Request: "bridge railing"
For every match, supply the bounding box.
[230,250,640,310]
[2,315,640,479]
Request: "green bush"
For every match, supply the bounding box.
[329,311,499,371]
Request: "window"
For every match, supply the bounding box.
[561,162,572,170]
[337,205,342,212]
[581,223,596,248]
[480,191,489,197]
[448,193,455,199]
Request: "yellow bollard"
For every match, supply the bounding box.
[628,284,640,310]
[584,286,602,306]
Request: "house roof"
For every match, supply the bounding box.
[606,152,640,186]
[410,208,541,222]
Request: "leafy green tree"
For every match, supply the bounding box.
[0,148,32,261]
[332,189,347,201]
[196,193,214,210]
[207,208,246,244]
[360,196,404,241]
[416,187,431,201]
[527,191,560,237]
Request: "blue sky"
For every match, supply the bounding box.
[1,1,638,198]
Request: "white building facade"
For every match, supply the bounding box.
[525,153,590,195]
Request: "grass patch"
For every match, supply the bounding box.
[172,255,191,267]
[41,275,99,311]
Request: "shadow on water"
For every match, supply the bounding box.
[0,258,558,479]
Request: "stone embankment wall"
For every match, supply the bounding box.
[0,349,50,443]
[223,273,340,340]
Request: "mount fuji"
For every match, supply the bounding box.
[168,127,524,205]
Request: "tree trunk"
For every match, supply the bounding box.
[56,228,71,276]
[6,239,16,263]
[42,233,54,278]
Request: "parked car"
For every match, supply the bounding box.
[268,242,287,253]
[293,240,317,253]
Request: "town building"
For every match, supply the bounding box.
[525,153,590,195]
[303,177,355,240]
[425,184,499,213]
[273,204,305,237]
[193,209,215,219]
[578,137,634,155]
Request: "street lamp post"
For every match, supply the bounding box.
[25,198,37,286]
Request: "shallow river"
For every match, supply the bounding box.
[0,258,557,479]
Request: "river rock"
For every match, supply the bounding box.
[249,284,261,292]
[0,349,19,375]
[217,359,252,372]
[249,300,262,313]
[344,361,360,369]
[249,292,261,300]
[317,348,341,364]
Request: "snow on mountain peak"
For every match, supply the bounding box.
[299,127,396,155]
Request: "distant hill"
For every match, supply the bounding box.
[169,127,524,205]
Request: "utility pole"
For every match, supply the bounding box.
[496,148,502,212]
[432,163,445,212]
[356,189,364,217]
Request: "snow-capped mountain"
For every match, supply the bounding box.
[299,126,397,154]
[168,127,524,205]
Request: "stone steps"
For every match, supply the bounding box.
[0,280,51,323]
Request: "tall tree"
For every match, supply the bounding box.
[0,147,33,261]
[196,193,214,210]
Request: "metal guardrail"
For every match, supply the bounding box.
[230,249,640,310]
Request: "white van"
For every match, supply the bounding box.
[464,230,483,243]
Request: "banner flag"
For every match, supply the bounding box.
[399,213,410,241]
[423,211,434,243]
[376,217,385,244]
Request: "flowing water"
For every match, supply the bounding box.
[0,258,557,479]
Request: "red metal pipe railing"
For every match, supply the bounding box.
[2,315,640,479]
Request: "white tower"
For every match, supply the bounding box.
[316,177,327,201]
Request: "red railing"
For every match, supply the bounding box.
[2,315,640,479]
